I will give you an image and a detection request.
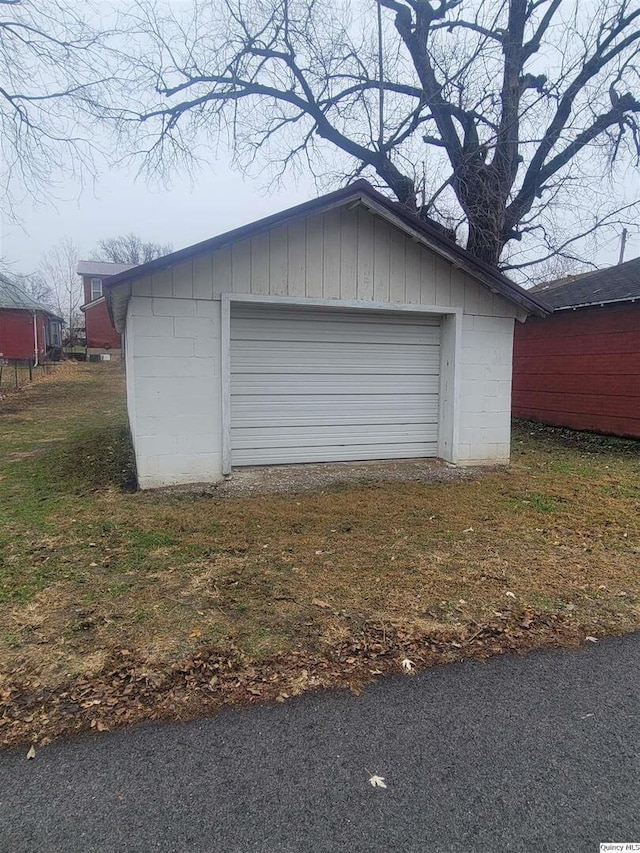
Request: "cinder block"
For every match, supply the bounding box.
[194,337,219,358]
[461,378,500,400]
[195,299,221,318]
[477,410,510,429]
[133,356,214,379]
[132,335,194,358]
[460,362,492,381]
[154,451,223,479]
[471,315,515,333]
[475,425,511,445]
[133,376,205,411]
[152,297,196,317]
[174,316,215,339]
[131,315,174,338]
[135,454,159,480]
[136,432,218,458]
[128,296,154,316]
[137,413,220,438]
[463,329,513,353]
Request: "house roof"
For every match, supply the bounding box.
[531,256,640,310]
[0,272,62,318]
[77,261,136,277]
[105,180,550,329]
[80,296,106,312]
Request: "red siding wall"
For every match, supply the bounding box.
[513,302,640,438]
[84,300,121,351]
[0,309,49,361]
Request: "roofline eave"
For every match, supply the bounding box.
[104,181,550,325]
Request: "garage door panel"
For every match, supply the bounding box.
[231,341,440,374]
[232,423,439,449]
[232,305,441,326]
[232,442,438,466]
[231,374,441,395]
[232,395,439,428]
[230,304,441,466]
[232,327,437,345]
[232,318,439,345]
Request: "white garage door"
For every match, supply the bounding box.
[230,303,441,466]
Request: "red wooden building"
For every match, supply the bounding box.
[0,273,63,363]
[77,261,134,360]
[513,257,640,439]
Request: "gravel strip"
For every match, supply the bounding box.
[155,457,493,499]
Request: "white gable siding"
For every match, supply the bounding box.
[126,206,522,487]
[143,207,521,318]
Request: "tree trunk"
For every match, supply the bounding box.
[465,218,504,267]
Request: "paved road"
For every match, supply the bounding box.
[2,635,639,853]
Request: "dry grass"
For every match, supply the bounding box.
[1,362,639,745]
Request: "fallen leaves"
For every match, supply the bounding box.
[368,774,387,789]
[0,610,613,748]
[26,745,36,759]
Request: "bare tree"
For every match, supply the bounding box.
[90,233,173,265]
[17,272,57,308]
[0,260,56,308]
[38,238,82,339]
[117,0,640,276]
[0,0,112,220]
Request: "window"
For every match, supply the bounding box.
[46,320,62,347]
[90,277,103,300]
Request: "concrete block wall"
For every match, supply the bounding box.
[125,295,222,488]
[457,314,515,463]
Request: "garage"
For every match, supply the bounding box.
[105,180,548,488]
[230,303,441,466]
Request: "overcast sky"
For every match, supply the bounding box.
[1,156,319,276]
[3,153,638,282]
[1,0,638,282]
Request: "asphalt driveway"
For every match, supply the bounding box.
[1,635,638,853]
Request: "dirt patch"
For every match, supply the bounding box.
[156,457,484,499]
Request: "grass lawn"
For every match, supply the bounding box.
[1,363,639,746]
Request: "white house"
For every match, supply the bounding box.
[105,181,548,489]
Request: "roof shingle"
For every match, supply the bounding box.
[531,256,640,309]
[0,272,61,317]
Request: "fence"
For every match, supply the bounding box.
[0,359,60,392]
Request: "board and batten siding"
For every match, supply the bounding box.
[125,205,523,488]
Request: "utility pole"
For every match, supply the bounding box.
[618,228,628,265]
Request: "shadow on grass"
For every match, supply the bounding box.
[23,423,137,495]
[513,419,640,455]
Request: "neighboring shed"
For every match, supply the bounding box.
[0,273,63,362]
[77,261,135,360]
[513,256,640,438]
[105,180,548,489]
